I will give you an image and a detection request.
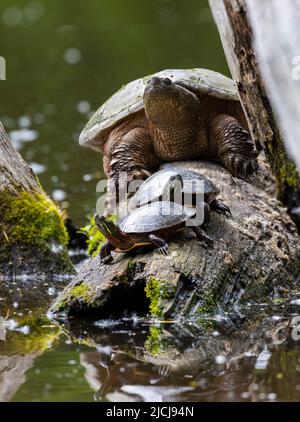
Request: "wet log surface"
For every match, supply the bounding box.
[50,159,300,320]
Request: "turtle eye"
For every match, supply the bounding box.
[163,78,172,86]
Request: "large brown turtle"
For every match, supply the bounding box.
[80,69,258,192]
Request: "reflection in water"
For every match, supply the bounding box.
[1,277,300,402]
[72,316,300,402]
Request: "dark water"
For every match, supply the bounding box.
[1,0,300,403]
[0,0,226,225]
[2,279,300,402]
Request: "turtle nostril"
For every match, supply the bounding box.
[163,78,172,86]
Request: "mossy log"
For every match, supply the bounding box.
[0,122,74,278]
[209,0,300,227]
[50,160,300,320]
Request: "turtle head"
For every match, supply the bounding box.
[94,215,130,249]
[143,77,201,131]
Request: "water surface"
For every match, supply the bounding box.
[2,280,300,402]
[0,0,226,224]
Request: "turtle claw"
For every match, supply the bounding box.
[210,199,232,218]
[204,236,214,248]
[226,153,258,179]
[242,159,258,177]
[158,245,169,256]
[101,254,114,264]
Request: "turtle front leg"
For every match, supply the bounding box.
[192,226,213,247]
[100,241,116,264]
[211,114,258,177]
[104,128,160,197]
[148,234,169,255]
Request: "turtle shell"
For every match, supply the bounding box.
[129,167,219,209]
[79,68,238,151]
[118,201,196,233]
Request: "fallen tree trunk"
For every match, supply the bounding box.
[0,122,74,278]
[209,0,300,227]
[50,160,300,320]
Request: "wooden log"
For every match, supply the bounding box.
[0,123,41,194]
[209,0,300,226]
[0,122,74,278]
[50,160,300,320]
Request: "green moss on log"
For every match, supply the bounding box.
[0,189,74,275]
[195,293,216,315]
[145,276,176,318]
[68,283,93,302]
[0,190,68,249]
[51,281,95,313]
[265,121,300,203]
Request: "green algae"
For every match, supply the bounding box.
[51,282,94,313]
[145,276,176,318]
[145,326,164,356]
[0,190,68,250]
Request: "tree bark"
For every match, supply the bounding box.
[0,123,41,194]
[0,122,74,278]
[209,0,300,227]
[50,160,300,320]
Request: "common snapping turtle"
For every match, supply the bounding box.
[95,201,212,264]
[80,69,258,192]
[128,167,231,216]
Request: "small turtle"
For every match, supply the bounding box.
[95,201,212,264]
[80,69,258,192]
[128,167,231,216]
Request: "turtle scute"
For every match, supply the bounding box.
[118,201,195,233]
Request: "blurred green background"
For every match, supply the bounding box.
[0,0,227,224]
